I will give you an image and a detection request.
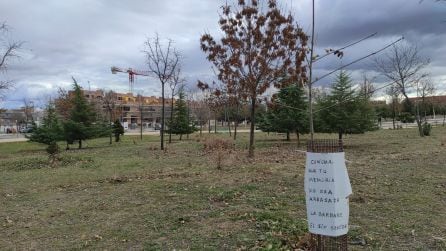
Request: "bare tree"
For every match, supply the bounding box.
[360,72,376,99]
[386,84,400,130]
[191,93,210,137]
[1,22,23,93]
[22,98,34,123]
[168,67,184,143]
[102,90,117,144]
[200,0,308,157]
[198,80,226,134]
[144,34,180,150]
[416,77,435,121]
[374,43,429,112]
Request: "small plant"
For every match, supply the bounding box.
[113,119,124,142]
[46,141,60,165]
[422,122,432,136]
[202,138,234,169]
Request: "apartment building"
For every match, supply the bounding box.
[82,90,173,129]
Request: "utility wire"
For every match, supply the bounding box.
[272,79,397,114]
[313,32,378,63]
[311,37,404,86]
[270,37,404,114]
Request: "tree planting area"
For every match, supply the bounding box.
[1,128,445,250]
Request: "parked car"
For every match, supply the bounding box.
[19,127,33,133]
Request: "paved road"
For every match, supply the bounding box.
[3,120,443,144]
[0,134,28,143]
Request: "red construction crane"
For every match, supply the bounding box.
[111,66,150,93]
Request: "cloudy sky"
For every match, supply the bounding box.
[1,0,445,108]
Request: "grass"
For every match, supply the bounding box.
[1,128,445,250]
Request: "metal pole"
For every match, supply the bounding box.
[308,0,315,141]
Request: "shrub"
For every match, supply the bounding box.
[422,122,432,136]
[46,141,60,165]
[397,112,415,123]
[202,138,234,169]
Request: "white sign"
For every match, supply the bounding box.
[305,152,352,237]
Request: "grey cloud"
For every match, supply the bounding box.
[1,0,446,108]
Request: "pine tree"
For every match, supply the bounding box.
[28,101,64,145]
[113,119,124,142]
[316,71,377,140]
[28,101,64,163]
[167,89,195,140]
[257,84,308,144]
[63,78,109,149]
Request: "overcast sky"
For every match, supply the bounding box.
[1,0,445,108]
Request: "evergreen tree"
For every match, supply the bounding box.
[113,119,124,142]
[63,78,109,149]
[28,101,64,162]
[28,101,64,145]
[257,111,275,134]
[316,71,377,140]
[257,85,308,144]
[167,89,195,140]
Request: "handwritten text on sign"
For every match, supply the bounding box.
[305,152,352,237]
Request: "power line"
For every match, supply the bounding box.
[311,37,404,86]
[272,80,396,114]
[269,37,404,114]
[313,32,378,63]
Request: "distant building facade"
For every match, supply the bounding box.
[408,95,446,106]
[0,107,42,133]
[80,90,174,129]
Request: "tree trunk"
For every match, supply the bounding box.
[286,132,290,141]
[392,102,396,130]
[169,96,174,143]
[180,134,182,140]
[416,116,424,137]
[208,119,211,133]
[234,120,238,140]
[402,92,412,113]
[224,107,229,136]
[109,117,112,145]
[214,115,217,133]
[228,120,232,137]
[161,83,165,150]
[78,140,82,149]
[140,105,143,141]
[296,131,300,147]
[248,97,256,158]
[234,103,239,140]
[416,103,424,137]
[338,132,343,140]
[200,123,202,136]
